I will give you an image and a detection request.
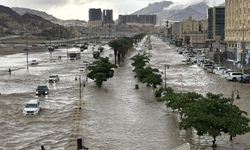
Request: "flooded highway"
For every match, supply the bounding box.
[0,36,250,150]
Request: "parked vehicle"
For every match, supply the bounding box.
[79,66,85,71]
[225,72,243,81]
[181,59,193,65]
[221,70,234,78]
[202,64,214,70]
[238,74,250,83]
[36,85,49,95]
[69,52,81,59]
[213,67,227,74]
[31,60,38,65]
[47,74,59,83]
[23,99,41,116]
[207,66,215,73]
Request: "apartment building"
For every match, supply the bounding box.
[225,0,250,65]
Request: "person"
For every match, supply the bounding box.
[240,75,243,82]
[9,68,11,74]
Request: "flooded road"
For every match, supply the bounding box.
[0,36,250,150]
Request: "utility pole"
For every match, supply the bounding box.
[23,25,30,70]
[242,22,245,73]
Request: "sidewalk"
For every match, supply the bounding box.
[221,59,250,74]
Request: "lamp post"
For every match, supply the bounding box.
[23,26,29,70]
[48,36,53,63]
[163,64,169,88]
[241,22,245,73]
[24,48,30,70]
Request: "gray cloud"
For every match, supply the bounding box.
[0,0,224,20]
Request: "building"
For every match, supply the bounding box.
[207,6,225,55]
[102,9,114,27]
[172,17,207,49]
[88,8,102,27]
[118,14,157,25]
[225,0,250,68]
[89,8,102,21]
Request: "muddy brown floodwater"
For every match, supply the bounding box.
[0,36,250,150]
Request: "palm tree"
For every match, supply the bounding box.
[108,39,123,65]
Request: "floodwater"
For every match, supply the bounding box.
[0,36,250,150]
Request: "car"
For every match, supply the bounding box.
[207,66,215,73]
[47,74,59,83]
[31,60,38,65]
[23,99,41,116]
[225,72,244,81]
[221,69,234,78]
[203,64,214,70]
[213,67,227,74]
[181,59,193,65]
[36,85,49,95]
[79,66,86,71]
[238,74,250,83]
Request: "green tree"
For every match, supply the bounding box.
[142,70,162,88]
[87,57,117,87]
[108,39,123,65]
[117,37,134,64]
[179,93,250,147]
[130,54,150,69]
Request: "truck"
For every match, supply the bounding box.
[69,52,81,60]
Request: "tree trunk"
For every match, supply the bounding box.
[212,136,217,147]
[114,49,117,65]
[117,52,121,65]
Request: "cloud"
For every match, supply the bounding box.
[0,0,225,21]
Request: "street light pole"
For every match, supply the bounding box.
[163,64,169,88]
[164,64,166,88]
[23,25,29,70]
[242,22,245,73]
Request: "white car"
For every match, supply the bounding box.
[213,67,227,74]
[181,59,193,65]
[31,60,38,65]
[23,100,41,116]
[47,74,59,83]
[79,66,86,71]
[225,72,243,81]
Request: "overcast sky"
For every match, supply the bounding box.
[0,0,224,21]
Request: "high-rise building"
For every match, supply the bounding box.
[88,8,102,27]
[225,0,249,65]
[207,6,225,41]
[103,9,114,24]
[118,14,156,25]
[89,8,102,21]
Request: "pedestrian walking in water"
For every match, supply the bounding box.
[9,68,11,74]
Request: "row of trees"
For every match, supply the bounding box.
[108,33,145,65]
[155,87,250,147]
[87,33,146,87]
[130,54,162,88]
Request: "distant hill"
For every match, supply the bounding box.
[0,5,70,38]
[12,7,87,26]
[132,1,224,23]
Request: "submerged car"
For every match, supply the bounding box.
[23,99,41,116]
[31,60,38,65]
[79,66,86,71]
[36,85,49,95]
[47,74,59,83]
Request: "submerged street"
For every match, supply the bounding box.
[0,36,250,150]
